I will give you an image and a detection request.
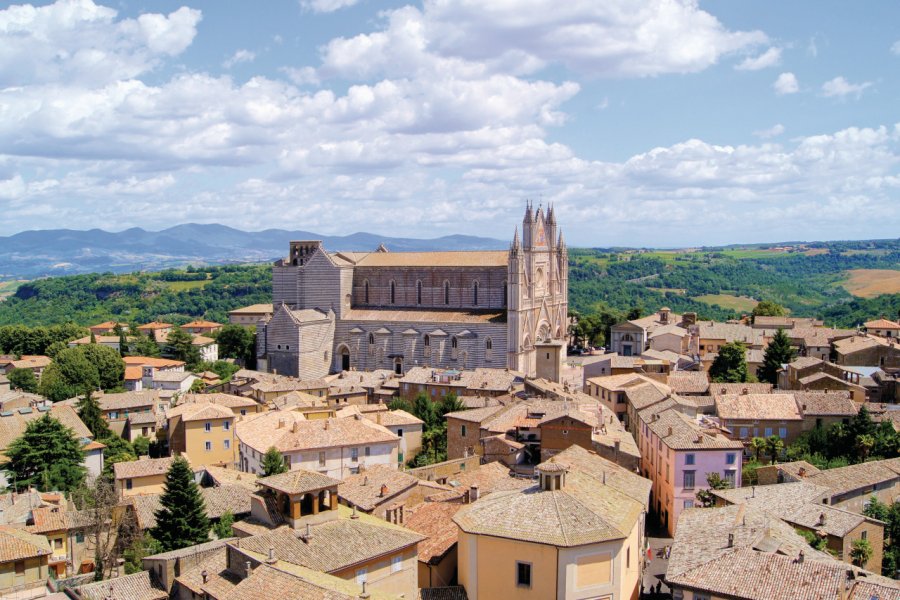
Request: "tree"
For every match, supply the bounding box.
[123,533,162,575]
[759,328,795,384]
[216,324,256,366]
[118,330,129,357]
[77,391,112,440]
[765,435,784,464]
[5,414,86,492]
[709,341,749,383]
[52,346,100,395]
[190,379,206,393]
[151,457,210,552]
[7,368,38,393]
[863,495,889,522]
[798,528,827,551]
[696,472,731,507]
[438,394,465,416]
[101,435,137,477]
[78,344,125,390]
[73,476,142,580]
[45,340,69,359]
[37,363,78,402]
[133,332,161,357]
[132,436,151,457]
[750,437,767,462]
[626,306,644,321]
[89,331,97,344]
[412,393,439,430]
[261,447,288,477]
[752,301,786,319]
[212,511,234,539]
[165,328,201,368]
[851,538,873,567]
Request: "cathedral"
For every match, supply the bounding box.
[256,203,568,379]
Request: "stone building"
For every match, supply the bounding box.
[256,204,568,379]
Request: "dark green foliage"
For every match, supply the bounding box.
[45,340,68,359]
[151,457,210,552]
[132,436,151,457]
[696,472,731,507]
[5,415,86,492]
[40,345,125,399]
[798,528,827,551]
[123,534,162,575]
[709,341,749,383]
[78,344,125,390]
[7,368,38,393]
[133,332,161,357]
[786,406,900,467]
[261,447,288,477]
[406,393,468,467]
[50,347,100,394]
[212,511,234,539]
[165,328,201,368]
[200,360,241,382]
[752,300,786,318]
[759,328,795,384]
[77,392,112,439]
[216,325,256,366]
[38,364,78,402]
[100,435,137,478]
[0,323,88,355]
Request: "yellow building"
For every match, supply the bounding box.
[114,456,179,499]
[0,526,51,595]
[454,450,650,600]
[180,392,265,417]
[167,401,236,468]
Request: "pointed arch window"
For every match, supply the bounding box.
[451,336,459,359]
[416,280,422,305]
[503,280,508,307]
[485,337,493,361]
[423,334,431,357]
[390,281,396,304]
[473,281,479,306]
[364,280,369,304]
[444,281,450,305]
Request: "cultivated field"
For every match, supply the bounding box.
[841,269,900,298]
[693,294,759,312]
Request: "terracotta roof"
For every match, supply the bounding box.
[228,303,274,315]
[219,563,355,600]
[354,250,507,268]
[453,468,643,547]
[834,334,891,355]
[548,445,651,508]
[715,393,803,421]
[865,319,900,329]
[27,506,68,533]
[191,335,216,346]
[419,587,469,600]
[666,372,710,394]
[234,519,424,573]
[138,321,172,330]
[344,308,506,324]
[444,462,531,497]
[0,525,51,562]
[257,470,341,495]
[641,405,742,451]
[114,456,176,480]
[805,457,900,497]
[153,370,195,383]
[338,465,419,511]
[404,502,463,564]
[124,366,143,381]
[99,390,159,411]
[697,322,764,345]
[202,465,259,490]
[167,401,234,422]
[0,405,92,452]
[0,355,51,370]
[237,412,398,454]
[269,391,329,410]
[788,391,859,416]
[75,571,167,600]
[363,409,423,427]
[173,548,241,598]
[201,485,253,518]
[122,356,185,368]
[710,382,774,395]
[182,320,222,328]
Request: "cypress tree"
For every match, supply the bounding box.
[151,457,210,551]
[77,391,111,440]
[759,328,795,384]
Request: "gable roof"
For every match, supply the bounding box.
[338,465,419,511]
[74,570,167,600]
[0,525,51,562]
[715,393,803,421]
[114,457,176,480]
[257,470,341,496]
[404,502,463,564]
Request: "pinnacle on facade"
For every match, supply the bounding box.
[523,201,533,223]
[558,230,565,249]
[547,203,556,225]
[511,226,520,251]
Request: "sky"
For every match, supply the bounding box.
[0,0,898,247]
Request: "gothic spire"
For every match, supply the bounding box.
[558,229,565,249]
[547,203,556,225]
[511,226,520,251]
[523,201,533,223]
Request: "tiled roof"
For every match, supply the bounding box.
[0,404,92,452]
[122,356,185,368]
[202,465,259,490]
[182,320,223,328]
[114,456,176,480]
[124,366,143,381]
[219,563,356,600]
[235,519,424,573]
[75,571,167,600]
[338,465,420,511]
[715,393,802,421]
[27,506,68,533]
[404,502,462,564]
[548,445,651,508]
[766,460,822,480]
[697,322,763,345]
[201,485,253,518]
[0,525,51,561]
[355,250,507,268]
[146,538,234,560]
[443,405,505,423]
[418,587,468,600]
[363,409,423,427]
[237,412,398,454]
[138,321,172,330]
[345,308,506,324]
[191,335,216,346]
[848,580,900,600]
[167,401,234,422]
[642,405,743,450]
[865,319,900,329]
[98,390,159,411]
[453,468,643,547]
[444,462,531,497]
[805,457,900,497]
[127,411,161,426]
[789,356,825,370]
[789,391,859,416]
[666,372,710,394]
[709,382,773,395]
[1,355,51,369]
[228,303,274,315]
[269,391,329,410]
[153,370,195,383]
[173,548,240,598]
[257,470,341,495]
[834,334,891,355]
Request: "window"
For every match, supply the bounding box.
[391,555,402,573]
[14,561,24,575]
[416,280,422,305]
[778,427,787,439]
[724,470,736,487]
[365,447,371,457]
[516,562,532,588]
[240,409,247,416]
[444,281,450,305]
[205,422,212,433]
[626,546,631,569]
[390,281,396,304]
[109,411,118,419]
[684,499,694,509]
[224,440,230,450]
[397,428,403,437]
[319,452,326,467]
[356,568,367,584]
[223,421,230,431]
[862,530,868,540]
[685,454,695,466]
[683,470,695,489]
[764,427,773,438]
[351,447,359,462]
[75,532,84,544]
[126,479,133,490]
[502,281,508,306]
[726,453,736,465]
[364,280,369,304]
[451,336,458,349]
[473,282,478,306]
[205,441,212,451]
[461,425,467,437]
[485,337,493,361]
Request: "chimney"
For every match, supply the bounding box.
[602,471,607,485]
[324,420,330,430]
[266,547,277,565]
[291,421,299,433]
[277,418,285,429]
[614,440,620,461]
[303,522,313,540]
[727,533,734,547]
[818,512,827,526]
[201,569,208,584]
[359,581,370,599]
[798,467,806,477]
[245,561,253,579]
[751,486,755,498]
[380,483,389,497]
[363,476,369,486]
[376,413,382,424]
[667,426,673,437]
[351,505,359,519]
[798,550,805,563]
[469,484,479,503]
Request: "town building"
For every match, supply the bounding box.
[167,401,236,468]
[256,204,569,379]
[609,307,685,356]
[715,392,804,450]
[865,318,900,339]
[181,319,223,335]
[228,303,274,327]
[0,355,50,380]
[398,367,523,402]
[114,456,179,499]
[0,527,52,595]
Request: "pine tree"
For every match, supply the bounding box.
[5,414,86,492]
[118,330,129,357]
[709,341,749,383]
[151,457,210,552]
[78,391,112,440]
[261,447,288,477]
[759,328,796,384]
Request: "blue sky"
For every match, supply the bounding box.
[0,0,897,247]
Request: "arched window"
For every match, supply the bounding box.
[473,281,479,306]
[444,281,450,305]
[424,334,430,347]
[485,337,492,350]
[364,280,369,304]
[451,337,458,349]
[451,336,459,359]
[423,334,431,357]
[390,280,396,304]
[416,280,422,305]
[485,337,493,361]
[368,333,375,356]
[503,280,508,307]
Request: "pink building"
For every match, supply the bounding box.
[637,400,743,535]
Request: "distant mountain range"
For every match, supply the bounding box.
[0,224,508,279]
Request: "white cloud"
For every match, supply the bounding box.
[735,47,781,71]
[0,0,200,86]
[821,76,872,99]
[773,72,798,95]
[222,49,256,69]
[281,66,320,86]
[300,0,359,13]
[753,124,785,139]
[891,40,900,55]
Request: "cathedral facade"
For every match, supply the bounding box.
[256,204,567,379]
